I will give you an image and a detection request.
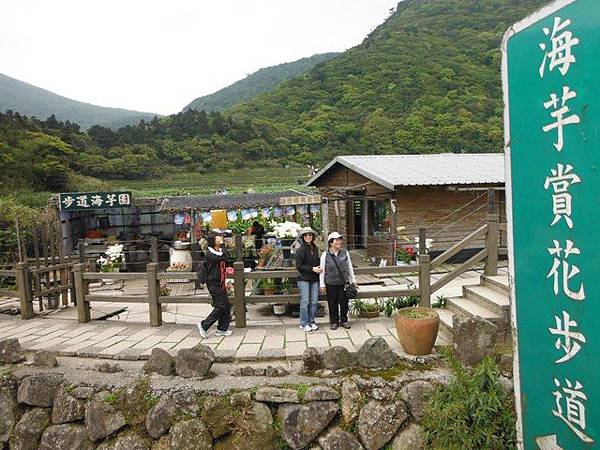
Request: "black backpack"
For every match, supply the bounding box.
[196,261,207,286]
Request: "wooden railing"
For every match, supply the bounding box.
[73,262,423,328]
[0,259,79,319]
[12,213,501,325]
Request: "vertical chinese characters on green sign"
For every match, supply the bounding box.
[504,0,599,448]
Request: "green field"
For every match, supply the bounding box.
[110,166,312,197]
[5,166,314,207]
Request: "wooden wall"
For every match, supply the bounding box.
[312,163,505,259]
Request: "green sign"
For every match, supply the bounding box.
[59,191,133,211]
[503,0,599,448]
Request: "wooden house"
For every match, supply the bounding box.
[306,154,506,260]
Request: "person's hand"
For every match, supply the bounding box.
[312,266,322,273]
[319,287,326,294]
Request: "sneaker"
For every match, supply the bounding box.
[330,323,339,330]
[215,329,233,337]
[299,324,312,332]
[341,322,351,329]
[197,323,208,339]
[310,323,319,331]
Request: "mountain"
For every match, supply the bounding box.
[0,73,160,130]
[183,53,339,112]
[227,0,549,159]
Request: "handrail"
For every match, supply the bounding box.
[431,224,487,268]
[431,248,488,293]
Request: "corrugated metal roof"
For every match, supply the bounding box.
[307,153,505,190]
[157,190,315,212]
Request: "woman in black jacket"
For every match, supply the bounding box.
[197,232,232,338]
[295,227,322,332]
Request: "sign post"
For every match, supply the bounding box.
[503,0,599,448]
[58,191,133,212]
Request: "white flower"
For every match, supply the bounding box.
[97,256,107,265]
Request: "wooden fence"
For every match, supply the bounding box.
[0,256,80,319]
[68,213,501,328]
[4,213,501,325]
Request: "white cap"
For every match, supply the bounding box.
[327,231,343,241]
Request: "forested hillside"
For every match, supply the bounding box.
[0,73,159,130]
[183,53,338,112]
[227,0,548,161]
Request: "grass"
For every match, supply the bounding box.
[103,388,125,405]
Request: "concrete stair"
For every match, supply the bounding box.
[438,273,510,342]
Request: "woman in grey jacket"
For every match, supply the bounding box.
[319,232,356,330]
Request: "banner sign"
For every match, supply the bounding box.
[59,191,132,211]
[502,0,599,448]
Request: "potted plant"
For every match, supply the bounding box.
[257,244,274,268]
[272,303,286,315]
[350,298,382,318]
[260,278,276,296]
[395,246,417,266]
[97,243,124,283]
[393,307,440,356]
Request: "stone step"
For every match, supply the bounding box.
[446,296,503,325]
[463,285,510,317]
[437,308,455,338]
[482,274,509,294]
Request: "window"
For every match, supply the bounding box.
[370,201,389,235]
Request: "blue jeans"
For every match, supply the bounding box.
[298,280,319,327]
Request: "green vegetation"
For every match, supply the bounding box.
[0,72,158,129]
[1,0,549,198]
[421,356,517,450]
[183,53,338,112]
[103,388,125,406]
[229,0,547,158]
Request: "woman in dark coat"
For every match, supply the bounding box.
[197,232,232,338]
[295,227,322,332]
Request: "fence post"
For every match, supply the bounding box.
[484,213,499,276]
[73,263,90,323]
[418,254,431,308]
[147,263,162,327]
[151,237,159,264]
[233,261,246,328]
[487,188,496,214]
[235,234,243,262]
[15,262,34,319]
[418,228,427,255]
[78,240,86,264]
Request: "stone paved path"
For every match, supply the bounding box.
[0,313,448,362]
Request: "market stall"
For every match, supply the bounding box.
[55,190,322,274]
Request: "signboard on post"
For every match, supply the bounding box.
[59,191,133,211]
[502,0,599,448]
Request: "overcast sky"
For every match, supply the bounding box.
[0,1,399,115]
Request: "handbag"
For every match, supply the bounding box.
[328,251,358,300]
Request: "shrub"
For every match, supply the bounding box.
[421,356,517,450]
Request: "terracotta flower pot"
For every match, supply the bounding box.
[360,309,381,319]
[263,288,276,296]
[393,307,440,356]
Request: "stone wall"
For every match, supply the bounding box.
[0,335,513,450]
[0,368,444,450]
[0,337,453,450]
